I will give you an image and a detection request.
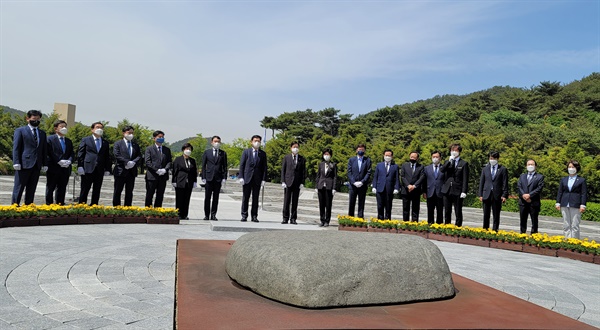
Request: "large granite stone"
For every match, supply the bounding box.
[225,230,455,308]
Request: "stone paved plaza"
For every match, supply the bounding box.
[1,175,599,329]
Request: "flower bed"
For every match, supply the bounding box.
[337,215,600,263]
[0,204,180,227]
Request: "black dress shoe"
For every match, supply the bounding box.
[185,217,189,220]
[324,223,329,227]
[251,218,259,222]
[203,216,209,220]
[211,216,218,221]
[318,223,324,227]
[281,220,288,224]
[290,220,297,225]
[241,218,247,222]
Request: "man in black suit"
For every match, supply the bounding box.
[201,135,228,220]
[45,120,73,205]
[77,121,112,205]
[112,126,141,206]
[238,135,267,222]
[372,149,400,220]
[347,143,371,218]
[280,141,306,224]
[423,151,445,225]
[478,151,508,231]
[12,110,48,205]
[440,143,469,226]
[517,159,544,234]
[144,130,172,207]
[400,151,425,222]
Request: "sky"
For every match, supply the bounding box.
[1,0,598,144]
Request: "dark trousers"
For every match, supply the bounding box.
[482,196,502,231]
[145,179,167,207]
[113,175,135,206]
[176,185,193,219]
[79,167,104,205]
[444,194,464,226]
[12,167,41,205]
[519,203,540,234]
[46,170,70,205]
[402,192,421,222]
[426,194,444,225]
[376,191,393,220]
[282,186,301,221]
[241,183,261,219]
[317,188,333,224]
[204,180,222,217]
[348,185,367,218]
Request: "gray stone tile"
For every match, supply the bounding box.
[64,317,118,329]
[10,316,64,330]
[45,310,96,323]
[30,303,78,315]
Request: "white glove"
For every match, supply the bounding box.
[332,190,336,196]
[449,155,455,161]
[460,193,467,199]
[104,171,110,176]
[13,164,21,171]
[77,167,85,175]
[239,178,244,185]
[393,189,399,194]
[282,183,287,189]
[126,161,136,169]
[372,188,377,194]
[193,182,197,188]
[300,184,304,189]
[315,189,318,193]
[221,179,226,184]
[157,168,166,176]
[58,160,67,167]
[202,179,207,184]
[172,182,176,188]
[60,160,72,168]
[41,166,48,172]
[261,181,266,187]
[353,181,363,188]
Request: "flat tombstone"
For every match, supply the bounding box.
[225,230,455,308]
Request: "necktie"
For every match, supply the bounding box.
[60,137,66,153]
[434,165,438,179]
[294,155,297,166]
[527,173,532,184]
[186,159,190,168]
[386,163,389,174]
[358,158,362,171]
[33,128,38,145]
[95,138,101,152]
[324,163,328,175]
[127,141,132,156]
[254,150,257,159]
[492,166,496,180]
[214,149,217,158]
[412,164,415,173]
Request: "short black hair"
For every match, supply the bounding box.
[290,141,299,148]
[431,150,441,157]
[211,135,221,142]
[27,110,42,118]
[356,143,366,149]
[90,121,103,129]
[53,120,67,128]
[322,148,332,156]
[383,149,393,155]
[567,159,581,173]
[251,135,262,141]
[122,125,134,132]
[527,159,537,166]
[450,143,462,152]
[153,130,165,138]
[410,151,419,157]
[182,143,193,151]
[489,151,500,159]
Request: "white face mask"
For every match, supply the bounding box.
[450,151,459,158]
[291,148,299,155]
[489,159,498,166]
[384,156,392,163]
[432,157,440,164]
[183,149,192,156]
[125,134,134,141]
[252,141,261,149]
[323,155,331,162]
[58,127,68,135]
[212,142,221,149]
[527,165,535,172]
[94,128,104,136]
[568,168,577,175]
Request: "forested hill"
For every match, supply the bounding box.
[260,73,600,201]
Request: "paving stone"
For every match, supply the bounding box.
[45,310,96,323]
[64,317,119,329]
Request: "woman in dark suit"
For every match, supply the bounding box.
[172,143,198,220]
[315,148,337,227]
[556,160,587,239]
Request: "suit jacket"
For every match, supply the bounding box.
[517,172,544,206]
[46,134,73,174]
[239,148,267,185]
[424,164,445,198]
[281,153,306,188]
[372,162,400,194]
[13,125,47,169]
[316,161,337,190]
[556,176,587,208]
[440,158,469,196]
[347,156,371,185]
[113,139,141,177]
[201,148,228,182]
[77,135,111,174]
[145,144,172,181]
[400,162,425,195]
[172,156,198,188]
[478,164,509,200]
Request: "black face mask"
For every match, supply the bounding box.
[29,120,40,127]
[409,159,417,164]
